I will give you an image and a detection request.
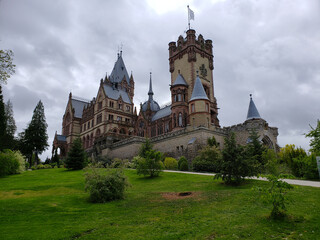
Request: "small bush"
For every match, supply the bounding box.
[292,154,319,179]
[111,158,123,168]
[164,157,178,170]
[84,167,128,203]
[178,156,188,171]
[192,146,221,172]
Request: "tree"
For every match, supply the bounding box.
[245,129,266,171]
[305,120,320,155]
[215,132,259,184]
[65,138,87,170]
[0,49,16,84]
[136,150,163,177]
[24,100,48,164]
[138,138,153,158]
[4,100,16,137]
[0,85,6,150]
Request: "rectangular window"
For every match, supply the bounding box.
[126,105,130,112]
[109,101,114,108]
[87,122,90,129]
[117,116,122,122]
[98,101,102,110]
[178,94,182,101]
[125,118,130,123]
[97,114,102,124]
[108,114,114,120]
[92,120,94,127]
[191,104,195,113]
[118,104,122,110]
[84,124,86,131]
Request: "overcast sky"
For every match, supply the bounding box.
[1,0,319,160]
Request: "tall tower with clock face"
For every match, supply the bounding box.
[168,29,220,127]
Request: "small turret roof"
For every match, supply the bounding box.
[141,73,160,112]
[172,74,188,86]
[109,53,130,85]
[246,94,261,120]
[190,74,209,101]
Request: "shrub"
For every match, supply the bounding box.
[111,158,123,168]
[192,146,221,172]
[65,138,87,170]
[0,150,25,176]
[164,157,178,170]
[292,154,319,179]
[178,156,188,171]
[136,150,163,177]
[254,175,293,219]
[84,167,128,203]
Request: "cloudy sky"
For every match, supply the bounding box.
[1,0,319,160]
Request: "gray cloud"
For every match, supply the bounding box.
[1,0,319,160]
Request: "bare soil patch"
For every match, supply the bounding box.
[161,191,202,200]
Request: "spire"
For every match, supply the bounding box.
[190,71,209,101]
[246,94,261,120]
[148,72,154,101]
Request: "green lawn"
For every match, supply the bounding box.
[0,168,319,240]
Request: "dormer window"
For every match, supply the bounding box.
[98,101,102,110]
[118,103,122,110]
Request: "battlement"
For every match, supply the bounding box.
[168,29,213,58]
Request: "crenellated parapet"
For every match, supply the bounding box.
[168,29,214,73]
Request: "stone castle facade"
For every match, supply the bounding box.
[52,28,279,161]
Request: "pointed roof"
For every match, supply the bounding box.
[246,94,261,120]
[172,74,188,86]
[109,53,130,85]
[190,74,209,101]
[71,97,90,118]
[148,72,154,99]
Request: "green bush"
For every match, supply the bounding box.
[164,157,178,170]
[178,156,188,171]
[136,150,163,177]
[192,146,221,172]
[84,167,128,203]
[292,154,319,179]
[0,150,25,176]
[36,164,52,169]
[111,158,123,168]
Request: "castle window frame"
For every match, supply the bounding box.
[109,101,114,108]
[84,124,86,131]
[125,118,130,123]
[108,114,114,121]
[92,120,94,127]
[97,113,102,124]
[191,104,195,113]
[87,121,90,129]
[118,103,122,110]
[178,94,182,101]
[117,116,122,122]
[98,101,102,110]
[178,112,183,127]
[126,105,130,112]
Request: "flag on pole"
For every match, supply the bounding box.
[188,7,195,20]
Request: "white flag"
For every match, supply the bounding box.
[188,7,194,20]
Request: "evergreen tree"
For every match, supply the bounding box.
[138,138,153,158]
[24,100,48,164]
[215,132,259,184]
[0,85,7,150]
[3,100,17,149]
[245,129,266,171]
[65,138,87,170]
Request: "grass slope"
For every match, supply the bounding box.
[0,168,319,239]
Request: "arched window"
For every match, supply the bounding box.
[178,113,183,127]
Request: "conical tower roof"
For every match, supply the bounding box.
[109,53,130,85]
[172,74,188,86]
[141,73,160,112]
[190,74,209,101]
[246,94,261,120]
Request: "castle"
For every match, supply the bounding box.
[52,28,279,161]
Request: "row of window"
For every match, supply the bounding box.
[173,93,186,102]
[82,114,131,132]
[98,100,131,112]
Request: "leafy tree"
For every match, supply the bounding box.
[138,138,153,158]
[215,132,259,184]
[207,135,219,147]
[245,129,266,171]
[65,138,87,170]
[0,85,6,150]
[136,150,163,177]
[278,144,306,166]
[164,157,178,170]
[178,156,189,171]
[24,100,48,164]
[192,145,221,172]
[305,120,320,155]
[0,49,16,84]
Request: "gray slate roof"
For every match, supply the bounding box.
[103,84,132,104]
[246,95,261,120]
[109,55,130,85]
[56,135,67,142]
[142,74,160,112]
[172,74,188,86]
[71,98,89,118]
[190,75,209,101]
[151,105,172,121]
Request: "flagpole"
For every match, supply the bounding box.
[187,5,190,30]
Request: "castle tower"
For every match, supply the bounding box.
[246,94,261,120]
[168,29,219,126]
[189,73,211,129]
[170,72,189,130]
